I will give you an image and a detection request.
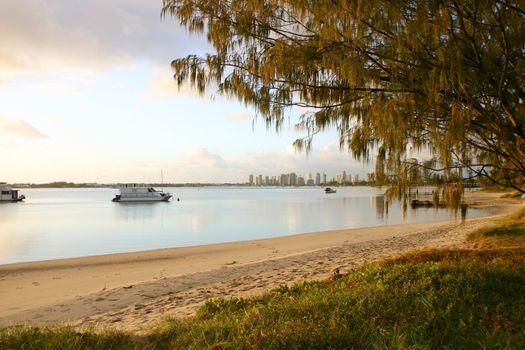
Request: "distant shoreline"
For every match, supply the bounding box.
[7,182,484,189]
[9,183,378,189]
[9,182,250,188]
[10,183,370,188]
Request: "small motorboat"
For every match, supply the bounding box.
[324,187,337,194]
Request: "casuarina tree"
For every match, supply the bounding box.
[163,0,525,200]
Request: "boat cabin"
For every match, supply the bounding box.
[0,183,25,202]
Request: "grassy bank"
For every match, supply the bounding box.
[2,211,525,349]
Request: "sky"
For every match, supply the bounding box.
[0,0,373,184]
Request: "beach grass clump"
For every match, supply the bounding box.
[0,326,137,350]
[468,207,525,246]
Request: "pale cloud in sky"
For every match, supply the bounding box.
[228,112,252,121]
[165,146,237,183]
[184,146,229,169]
[166,144,372,183]
[237,143,371,178]
[0,0,209,77]
[0,115,46,138]
[174,146,229,174]
[145,74,207,100]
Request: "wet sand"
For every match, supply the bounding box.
[0,191,521,331]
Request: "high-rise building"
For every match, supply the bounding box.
[315,173,321,185]
[289,173,297,186]
[249,174,254,185]
[304,173,311,186]
[297,176,305,186]
[280,174,287,186]
[265,176,269,186]
[322,173,327,184]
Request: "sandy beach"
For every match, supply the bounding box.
[0,191,522,332]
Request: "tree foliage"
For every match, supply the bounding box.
[162,0,525,194]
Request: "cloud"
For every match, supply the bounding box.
[239,142,376,180]
[145,75,206,100]
[228,112,252,121]
[179,146,229,169]
[0,0,211,77]
[144,65,229,101]
[167,146,237,183]
[0,115,47,138]
[167,144,371,183]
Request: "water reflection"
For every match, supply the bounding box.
[371,192,474,225]
[374,195,385,221]
[0,230,31,263]
[115,202,163,222]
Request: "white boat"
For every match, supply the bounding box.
[0,183,25,202]
[112,184,172,202]
[324,187,337,194]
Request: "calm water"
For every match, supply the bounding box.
[0,187,492,264]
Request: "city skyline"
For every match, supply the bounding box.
[248,170,367,186]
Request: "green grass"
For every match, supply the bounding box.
[2,209,525,349]
[0,327,137,350]
[468,207,525,247]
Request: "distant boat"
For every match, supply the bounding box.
[112,184,172,202]
[0,183,25,202]
[324,187,337,194]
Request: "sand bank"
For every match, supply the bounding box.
[0,191,521,331]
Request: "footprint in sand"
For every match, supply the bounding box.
[32,282,40,286]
